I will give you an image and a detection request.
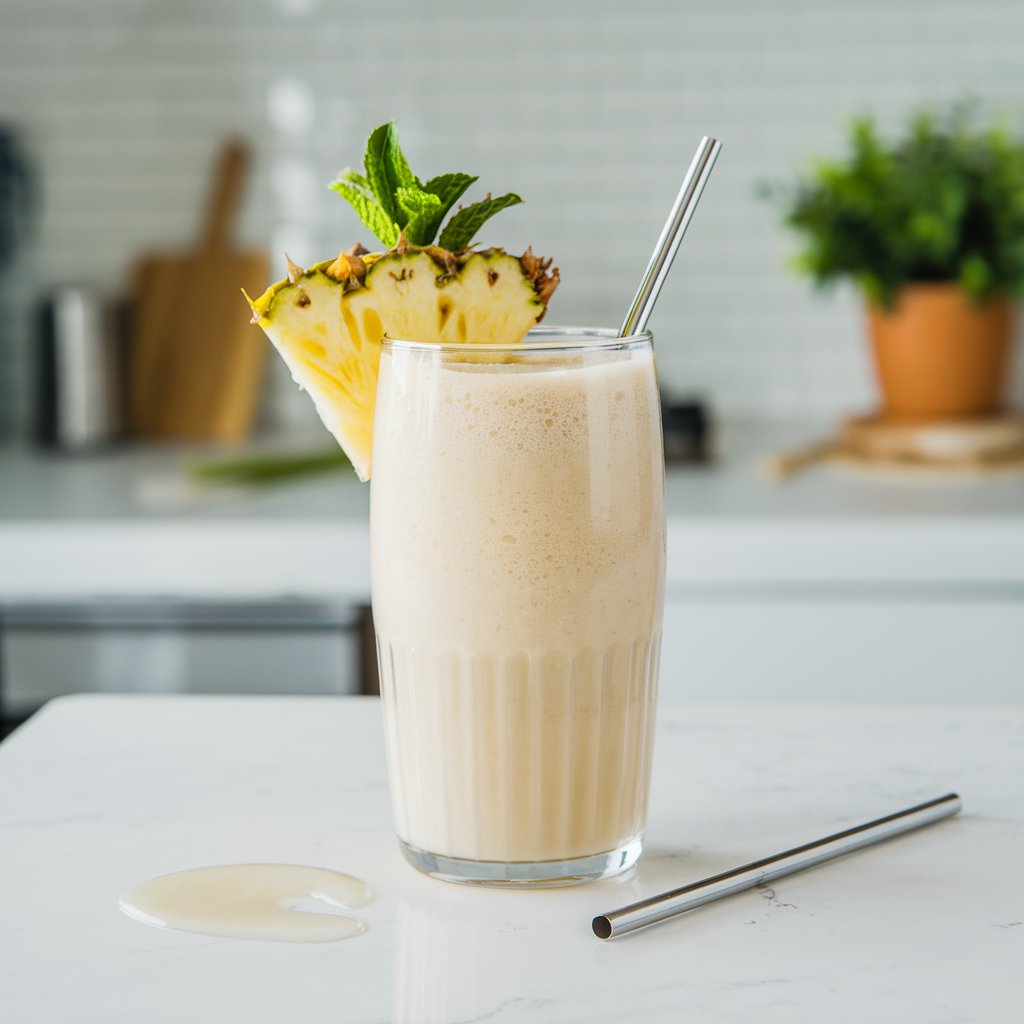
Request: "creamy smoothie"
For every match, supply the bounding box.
[371,336,665,873]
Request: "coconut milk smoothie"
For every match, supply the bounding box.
[371,330,665,884]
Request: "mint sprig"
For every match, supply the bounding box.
[439,192,523,251]
[328,121,522,250]
[396,187,443,245]
[329,170,399,247]
[363,122,407,225]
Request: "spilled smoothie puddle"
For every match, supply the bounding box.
[119,864,372,943]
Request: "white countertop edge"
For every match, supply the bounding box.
[3,516,1024,602]
[0,521,371,602]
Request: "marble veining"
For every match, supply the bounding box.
[0,695,1021,1023]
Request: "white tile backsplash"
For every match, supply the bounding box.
[3,0,1024,436]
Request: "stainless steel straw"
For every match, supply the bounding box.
[593,792,961,940]
[620,135,722,338]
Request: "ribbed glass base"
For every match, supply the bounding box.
[398,836,644,887]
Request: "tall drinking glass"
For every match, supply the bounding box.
[371,327,665,885]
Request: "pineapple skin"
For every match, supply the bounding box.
[250,244,557,326]
[247,245,559,480]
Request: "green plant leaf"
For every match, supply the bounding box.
[439,192,522,251]
[396,186,444,246]
[959,253,993,299]
[327,176,399,247]
[188,449,351,487]
[774,102,1024,303]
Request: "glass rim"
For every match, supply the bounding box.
[380,325,653,354]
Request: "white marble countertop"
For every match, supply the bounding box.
[2,694,1021,1022]
[3,422,1024,602]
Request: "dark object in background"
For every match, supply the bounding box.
[0,126,31,270]
[36,286,123,449]
[662,397,711,464]
[0,126,34,441]
[0,598,363,724]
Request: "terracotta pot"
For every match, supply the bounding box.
[866,284,1014,419]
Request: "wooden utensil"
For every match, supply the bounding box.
[129,140,269,440]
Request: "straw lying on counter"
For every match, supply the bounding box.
[593,793,962,940]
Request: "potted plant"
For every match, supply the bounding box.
[784,107,1024,419]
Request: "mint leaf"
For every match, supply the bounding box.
[439,192,522,251]
[338,168,371,192]
[365,121,420,229]
[385,124,419,192]
[424,173,477,216]
[328,177,399,247]
[396,187,443,246]
[363,122,400,224]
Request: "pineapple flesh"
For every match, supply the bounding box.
[248,243,559,481]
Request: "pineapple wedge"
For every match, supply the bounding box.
[248,244,558,480]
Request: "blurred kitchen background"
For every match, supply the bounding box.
[2,0,1024,729]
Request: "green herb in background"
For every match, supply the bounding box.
[777,104,1024,307]
[328,121,522,250]
[187,450,351,487]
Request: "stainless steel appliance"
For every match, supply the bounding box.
[0,598,364,720]
[36,286,122,449]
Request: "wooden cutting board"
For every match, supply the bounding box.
[841,413,1024,464]
[763,413,1024,479]
[130,141,269,440]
